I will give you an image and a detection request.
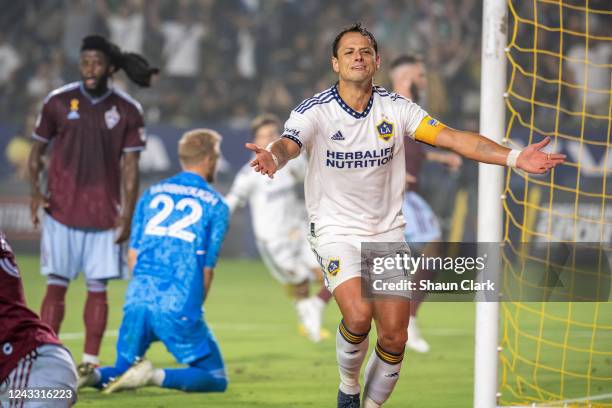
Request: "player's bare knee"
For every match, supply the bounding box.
[342,312,372,334]
[377,330,408,352]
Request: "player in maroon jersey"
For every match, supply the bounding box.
[0,232,77,407]
[27,35,158,375]
[390,55,462,353]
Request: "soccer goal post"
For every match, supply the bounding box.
[476,0,612,407]
[474,0,508,407]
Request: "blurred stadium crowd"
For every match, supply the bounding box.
[0,0,608,247]
[0,0,485,130]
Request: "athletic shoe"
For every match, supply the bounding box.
[77,362,99,389]
[406,318,430,353]
[103,359,154,394]
[337,389,360,408]
[298,324,331,341]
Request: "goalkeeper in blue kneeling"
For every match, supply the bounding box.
[78,128,230,394]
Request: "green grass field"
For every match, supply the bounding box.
[17,254,477,407]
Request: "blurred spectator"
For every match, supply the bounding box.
[0,0,492,126]
[235,14,257,80]
[62,0,105,67]
[0,33,21,88]
[102,0,145,54]
[152,0,207,90]
[565,17,612,117]
[26,62,64,101]
[257,78,293,118]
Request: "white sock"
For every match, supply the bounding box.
[363,343,405,405]
[337,320,370,395]
[311,296,326,311]
[82,353,99,365]
[150,369,165,386]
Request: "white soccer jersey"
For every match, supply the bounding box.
[281,84,443,237]
[226,155,308,242]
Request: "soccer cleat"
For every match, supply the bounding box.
[406,318,430,353]
[77,362,99,389]
[298,324,331,341]
[102,359,154,394]
[337,389,360,408]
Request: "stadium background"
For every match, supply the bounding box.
[0,0,610,406]
[0,0,489,253]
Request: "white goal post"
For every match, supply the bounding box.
[474,0,508,407]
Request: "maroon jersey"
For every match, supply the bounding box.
[0,233,61,383]
[33,82,146,229]
[404,137,426,193]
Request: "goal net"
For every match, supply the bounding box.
[499,0,612,406]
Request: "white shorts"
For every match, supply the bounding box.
[0,344,77,407]
[402,192,442,243]
[308,227,409,294]
[256,233,320,285]
[41,214,127,281]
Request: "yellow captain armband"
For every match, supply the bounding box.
[413,116,446,146]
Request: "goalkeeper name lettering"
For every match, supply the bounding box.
[150,183,220,205]
[326,147,394,168]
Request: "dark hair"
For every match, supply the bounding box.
[250,113,281,136]
[81,35,159,87]
[390,54,423,70]
[332,22,378,58]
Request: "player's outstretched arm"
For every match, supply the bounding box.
[27,140,50,228]
[435,128,566,174]
[246,137,300,179]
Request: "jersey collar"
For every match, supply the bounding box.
[181,171,209,186]
[79,82,113,105]
[332,84,374,119]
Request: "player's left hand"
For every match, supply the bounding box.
[517,137,566,174]
[115,215,131,244]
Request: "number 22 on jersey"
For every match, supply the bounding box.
[144,193,203,242]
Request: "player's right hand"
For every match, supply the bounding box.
[246,143,278,179]
[30,190,49,228]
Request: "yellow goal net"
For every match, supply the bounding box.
[499,0,612,406]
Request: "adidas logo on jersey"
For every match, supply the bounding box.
[330,131,345,141]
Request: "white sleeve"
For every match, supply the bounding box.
[225,164,255,214]
[281,110,316,150]
[396,96,429,139]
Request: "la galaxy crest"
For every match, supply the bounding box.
[327,259,340,277]
[376,119,394,142]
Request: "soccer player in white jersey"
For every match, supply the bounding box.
[226,114,332,342]
[247,23,565,408]
[390,54,462,353]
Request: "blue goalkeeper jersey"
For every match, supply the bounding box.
[127,171,229,318]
